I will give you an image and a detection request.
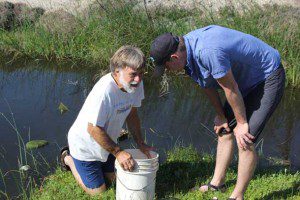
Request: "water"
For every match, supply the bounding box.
[0,60,299,197]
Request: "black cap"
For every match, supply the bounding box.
[150,33,179,77]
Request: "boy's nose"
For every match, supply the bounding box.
[134,74,142,83]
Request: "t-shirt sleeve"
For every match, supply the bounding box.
[201,49,231,79]
[86,92,110,128]
[132,81,145,108]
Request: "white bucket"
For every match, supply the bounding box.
[115,149,159,200]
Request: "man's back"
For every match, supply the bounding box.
[184,25,281,94]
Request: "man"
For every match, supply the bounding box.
[150,25,285,200]
[60,45,154,195]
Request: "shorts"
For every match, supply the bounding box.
[223,65,285,143]
[72,154,116,189]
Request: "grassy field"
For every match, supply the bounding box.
[0,1,299,87]
[30,146,300,200]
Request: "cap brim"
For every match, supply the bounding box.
[152,64,165,78]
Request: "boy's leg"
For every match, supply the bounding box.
[64,155,106,195]
[229,145,257,200]
[199,66,285,194]
[199,96,237,192]
[210,133,235,186]
[230,66,285,199]
[199,133,234,192]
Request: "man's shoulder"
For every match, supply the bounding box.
[89,73,116,99]
[94,72,115,89]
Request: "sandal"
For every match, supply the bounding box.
[60,146,71,171]
[191,182,226,192]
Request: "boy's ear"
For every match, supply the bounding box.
[170,54,179,59]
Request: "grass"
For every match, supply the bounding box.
[0,1,299,87]
[30,146,300,200]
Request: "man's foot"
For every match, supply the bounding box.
[191,182,226,193]
[60,146,71,171]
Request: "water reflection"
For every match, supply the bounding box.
[142,76,300,170]
[0,61,299,197]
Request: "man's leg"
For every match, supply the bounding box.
[229,145,257,199]
[199,133,234,191]
[104,172,116,185]
[102,153,116,186]
[64,155,106,195]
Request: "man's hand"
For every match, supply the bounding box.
[214,115,230,135]
[138,142,155,158]
[233,122,254,150]
[116,151,135,171]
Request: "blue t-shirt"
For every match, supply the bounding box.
[183,25,281,95]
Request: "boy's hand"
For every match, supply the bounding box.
[234,122,254,150]
[214,115,230,135]
[138,142,155,158]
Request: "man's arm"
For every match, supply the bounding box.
[87,123,121,156]
[202,88,230,134]
[87,123,134,171]
[126,107,154,158]
[216,69,254,148]
[126,107,143,145]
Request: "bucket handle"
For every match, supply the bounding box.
[117,175,156,191]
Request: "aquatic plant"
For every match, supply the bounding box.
[25,140,49,150]
[58,102,69,114]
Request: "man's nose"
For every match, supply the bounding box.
[134,73,143,83]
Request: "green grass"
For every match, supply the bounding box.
[0,1,299,87]
[29,170,116,200]
[30,146,300,200]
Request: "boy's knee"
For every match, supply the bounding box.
[238,144,256,153]
[218,133,234,142]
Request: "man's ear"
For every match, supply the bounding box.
[115,68,120,74]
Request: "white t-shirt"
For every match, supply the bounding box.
[68,73,144,162]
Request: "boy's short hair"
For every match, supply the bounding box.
[110,45,145,72]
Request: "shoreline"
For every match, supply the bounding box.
[0,1,299,88]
